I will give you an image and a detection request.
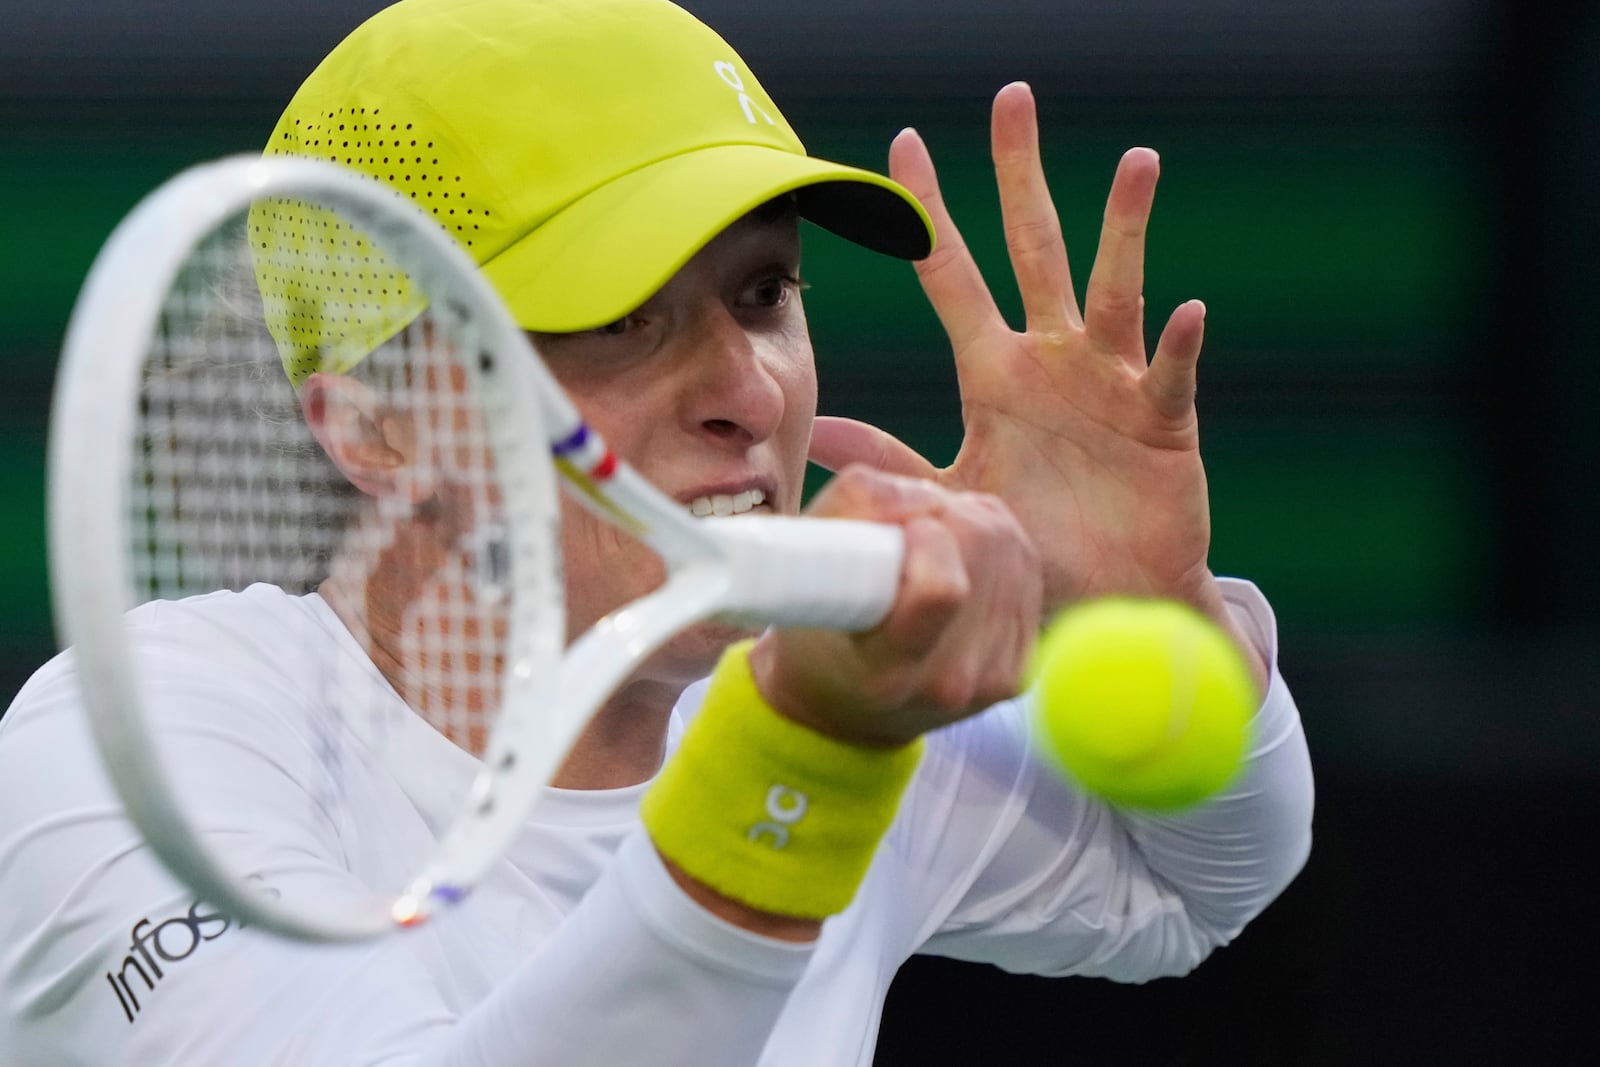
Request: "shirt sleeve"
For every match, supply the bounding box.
[889,578,1314,981]
[0,659,812,1066]
[443,832,812,1066]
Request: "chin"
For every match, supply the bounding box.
[642,617,764,688]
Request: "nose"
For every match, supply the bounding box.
[679,302,788,448]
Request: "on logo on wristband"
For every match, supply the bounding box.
[746,783,809,848]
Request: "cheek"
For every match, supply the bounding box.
[771,330,818,501]
[551,372,647,458]
[779,306,818,408]
[781,342,818,416]
[558,499,667,633]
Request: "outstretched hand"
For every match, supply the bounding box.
[810,82,1258,684]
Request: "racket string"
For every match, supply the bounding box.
[130,210,512,785]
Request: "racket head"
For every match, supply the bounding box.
[49,155,564,941]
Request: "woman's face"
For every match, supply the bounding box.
[532,203,817,689]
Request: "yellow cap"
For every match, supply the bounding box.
[255,0,933,384]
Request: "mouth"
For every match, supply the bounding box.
[686,487,767,518]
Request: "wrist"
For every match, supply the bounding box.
[745,635,914,749]
[657,853,822,942]
[640,640,924,921]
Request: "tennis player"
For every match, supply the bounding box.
[0,0,1313,1063]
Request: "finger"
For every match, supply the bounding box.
[1083,147,1160,364]
[809,416,941,480]
[908,493,1039,711]
[889,127,1005,356]
[804,464,949,524]
[878,513,970,660]
[752,506,965,712]
[991,82,1081,332]
[1143,298,1206,421]
[972,493,1040,686]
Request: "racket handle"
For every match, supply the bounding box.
[705,515,905,631]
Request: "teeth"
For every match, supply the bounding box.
[688,488,765,517]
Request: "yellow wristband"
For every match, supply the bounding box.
[641,640,925,920]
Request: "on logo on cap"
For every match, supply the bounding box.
[713,61,775,127]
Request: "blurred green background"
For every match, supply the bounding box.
[2,0,1595,1062]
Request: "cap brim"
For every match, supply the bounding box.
[481,144,934,333]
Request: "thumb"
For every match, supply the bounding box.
[809,416,940,479]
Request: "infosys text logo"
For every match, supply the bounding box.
[103,885,275,1024]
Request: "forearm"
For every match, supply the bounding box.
[441,832,812,1067]
[912,578,1311,981]
[1113,578,1313,940]
[1193,571,1272,699]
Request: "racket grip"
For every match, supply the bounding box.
[706,516,905,631]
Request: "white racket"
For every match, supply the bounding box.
[49,154,903,942]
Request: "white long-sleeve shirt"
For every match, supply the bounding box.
[0,578,1312,1066]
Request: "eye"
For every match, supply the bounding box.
[747,274,803,309]
[589,315,635,337]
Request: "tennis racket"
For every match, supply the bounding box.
[49,154,904,942]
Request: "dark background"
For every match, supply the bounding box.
[2,1,1596,1062]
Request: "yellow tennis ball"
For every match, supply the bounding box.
[1028,598,1255,812]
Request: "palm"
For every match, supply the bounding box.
[811,83,1217,616]
[950,326,1210,609]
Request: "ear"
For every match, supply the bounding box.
[299,372,418,499]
